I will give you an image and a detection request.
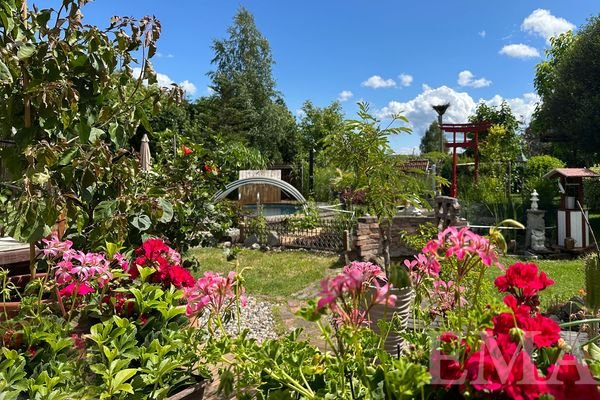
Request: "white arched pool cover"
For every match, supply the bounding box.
[211,177,307,204]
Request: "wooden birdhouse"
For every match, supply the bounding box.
[543,168,600,249]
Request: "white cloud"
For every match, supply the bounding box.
[499,44,540,59]
[361,75,396,89]
[132,67,197,95]
[374,85,539,137]
[179,80,197,95]
[478,30,486,38]
[156,52,175,59]
[522,9,574,43]
[485,92,540,125]
[295,109,306,118]
[457,70,491,88]
[398,73,413,87]
[338,90,353,102]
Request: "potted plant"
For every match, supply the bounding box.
[367,262,414,355]
[322,103,439,351]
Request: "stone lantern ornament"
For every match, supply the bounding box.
[526,189,547,252]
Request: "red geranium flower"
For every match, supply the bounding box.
[181,145,193,156]
[547,354,600,400]
[59,282,95,297]
[167,265,195,288]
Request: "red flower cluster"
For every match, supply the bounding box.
[202,162,219,174]
[432,263,599,399]
[126,238,195,289]
[495,262,554,310]
[181,145,193,156]
[102,293,135,317]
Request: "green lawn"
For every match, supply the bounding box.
[186,247,342,297]
[187,247,586,310]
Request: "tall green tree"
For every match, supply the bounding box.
[419,120,446,154]
[531,17,600,166]
[206,7,297,163]
[468,101,521,161]
[298,100,345,158]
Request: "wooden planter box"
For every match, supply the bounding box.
[0,273,50,320]
[167,382,207,400]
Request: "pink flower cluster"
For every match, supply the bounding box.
[43,235,113,298]
[430,280,466,317]
[423,226,499,269]
[404,227,501,314]
[183,271,247,318]
[316,261,396,327]
[126,238,194,289]
[432,262,599,400]
[42,233,73,258]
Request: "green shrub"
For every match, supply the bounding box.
[523,155,565,210]
[584,167,600,211]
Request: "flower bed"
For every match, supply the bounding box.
[0,235,243,399]
[202,227,600,399]
[2,228,599,399]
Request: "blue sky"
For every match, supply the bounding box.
[39,1,600,153]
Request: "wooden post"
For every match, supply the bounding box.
[20,1,37,278]
[451,131,457,197]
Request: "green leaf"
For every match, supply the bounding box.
[131,214,151,231]
[157,198,173,223]
[113,368,138,388]
[77,120,91,142]
[108,123,125,148]
[585,342,600,362]
[58,147,78,166]
[105,242,123,259]
[17,44,35,60]
[94,200,117,221]
[115,383,134,394]
[89,127,104,143]
[0,59,12,83]
[135,107,153,133]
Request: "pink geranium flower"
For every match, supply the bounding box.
[42,233,73,258]
[183,271,247,318]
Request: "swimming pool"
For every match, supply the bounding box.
[244,203,302,217]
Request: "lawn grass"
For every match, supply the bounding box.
[186,247,586,310]
[186,247,342,297]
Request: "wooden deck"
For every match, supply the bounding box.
[0,236,31,272]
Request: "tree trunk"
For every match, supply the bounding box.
[380,218,392,276]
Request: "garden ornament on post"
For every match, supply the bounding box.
[140,134,152,172]
[530,189,539,211]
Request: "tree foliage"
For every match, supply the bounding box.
[0,0,180,245]
[299,100,345,152]
[419,120,446,155]
[531,17,600,165]
[323,102,433,272]
[469,101,521,161]
[523,155,565,210]
[205,7,298,163]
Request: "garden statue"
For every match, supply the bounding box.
[526,189,546,250]
[531,229,547,252]
[530,189,539,211]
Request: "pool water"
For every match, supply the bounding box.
[244,203,302,217]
